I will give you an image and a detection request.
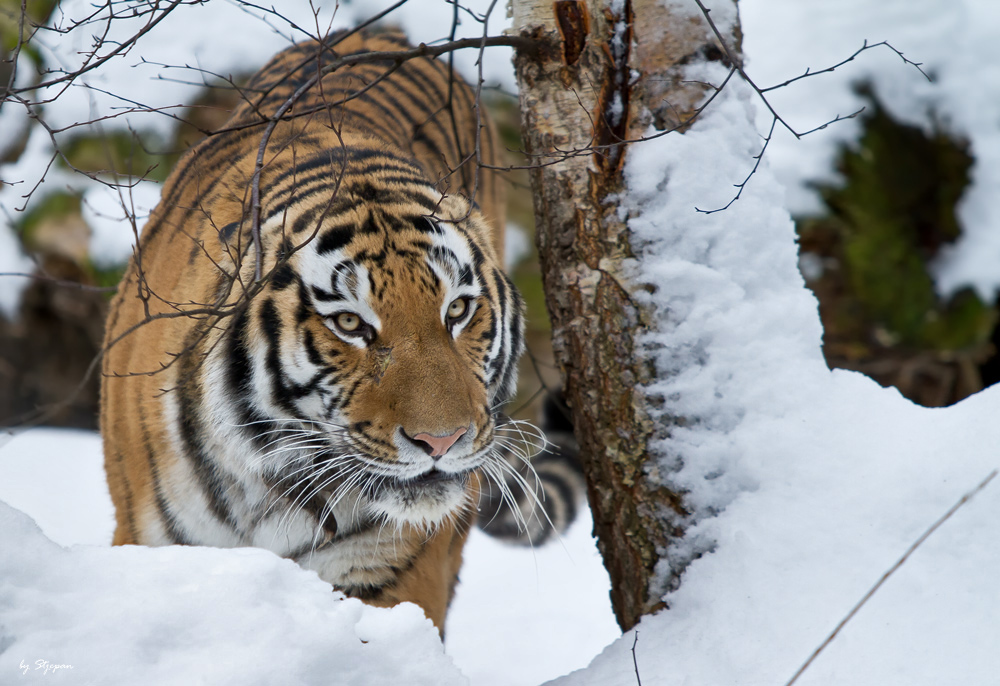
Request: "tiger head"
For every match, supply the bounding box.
[244,179,523,531]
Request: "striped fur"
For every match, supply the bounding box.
[101,28,573,634]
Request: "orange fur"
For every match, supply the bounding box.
[101,29,510,633]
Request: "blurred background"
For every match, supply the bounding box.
[2,0,999,431]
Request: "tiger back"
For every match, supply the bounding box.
[100,29,530,633]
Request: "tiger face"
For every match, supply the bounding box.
[252,189,523,529]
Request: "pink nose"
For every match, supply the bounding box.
[411,427,467,457]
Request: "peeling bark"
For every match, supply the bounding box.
[512,0,740,630]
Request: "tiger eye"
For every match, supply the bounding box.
[335,312,361,333]
[447,298,468,320]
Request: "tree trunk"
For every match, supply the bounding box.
[512,0,741,630]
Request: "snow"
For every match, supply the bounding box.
[0,430,113,547]
[553,382,1000,685]
[2,4,621,683]
[0,498,467,686]
[0,226,33,318]
[448,515,619,686]
[663,0,738,38]
[0,124,75,318]
[0,429,619,685]
[2,1,997,304]
[82,181,162,268]
[0,53,33,159]
[1,2,353,312]
[339,0,516,91]
[33,2,344,139]
[504,222,532,271]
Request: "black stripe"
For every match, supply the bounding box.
[227,307,280,452]
[537,469,578,525]
[374,68,457,157]
[268,148,350,194]
[175,349,241,532]
[290,204,324,235]
[342,583,388,602]
[136,397,190,544]
[493,270,507,305]
[218,221,239,242]
[270,261,295,290]
[148,127,256,245]
[317,226,353,254]
[311,284,343,303]
[495,284,523,404]
[259,298,328,404]
[302,328,325,367]
[259,298,300,415]
[266,154,423,213]
[337,375,365,410]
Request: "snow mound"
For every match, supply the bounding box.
[0,501,467,686]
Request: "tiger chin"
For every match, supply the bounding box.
[100,27,579,636]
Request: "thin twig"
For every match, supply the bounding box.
[761,39,929,93]
[9,0,189,96]
[696,115,776,214]
[692,0,798,139]
[785,469,998,686]
[631,631,643,686]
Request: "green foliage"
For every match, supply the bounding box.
[16,191,80,246]
[486,94,525,154]
[59,132,173,183]
[799,88,995,354]
[89,262,128,293]
[0,0,57,60]
[512,254,549,329]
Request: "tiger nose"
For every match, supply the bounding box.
[408,427,468,458]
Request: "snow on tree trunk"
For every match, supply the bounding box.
[512,0,741,630]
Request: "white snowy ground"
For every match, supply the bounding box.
[0,429,619,685]
[4,1,1000,685]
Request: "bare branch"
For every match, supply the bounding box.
[631,631,643,686]
[785,470,998,686]
[761,39,930,93]
[11,1,191,96]
[695,116,776,214]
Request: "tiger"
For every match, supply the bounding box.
[100,27,583,635]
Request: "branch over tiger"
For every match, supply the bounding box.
[100,27,583,634]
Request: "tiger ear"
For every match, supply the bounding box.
[444,196,498,263]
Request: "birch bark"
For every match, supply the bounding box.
[512,0,741,629]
